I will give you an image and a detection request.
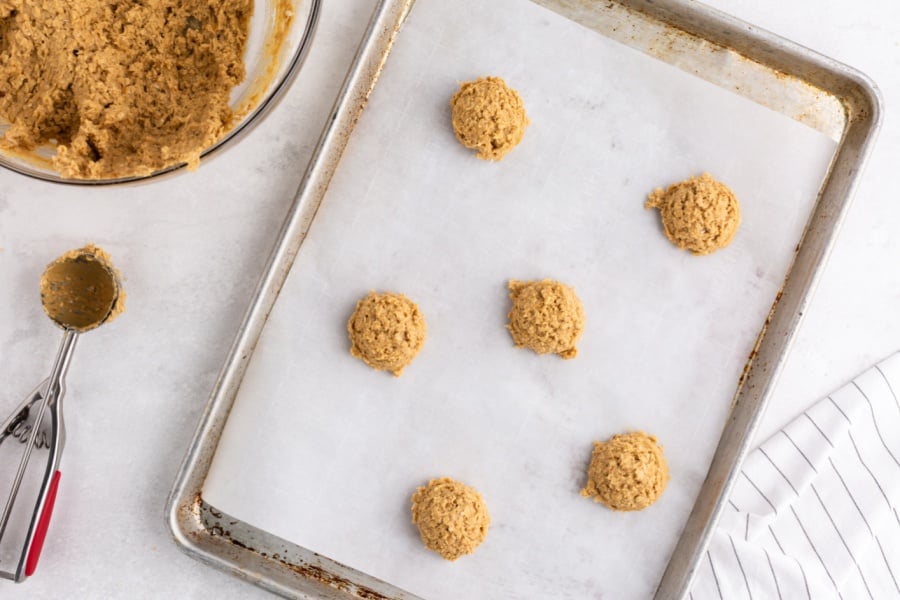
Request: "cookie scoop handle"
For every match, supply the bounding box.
[24,470,61,576]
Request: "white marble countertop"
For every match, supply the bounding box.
[0,0,897,597]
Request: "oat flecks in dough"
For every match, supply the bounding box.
[507,279,585,359]
[645,173,741,255]
[411,477,490,561]
[0,0,252,179]
[580,431,669,512]
[450,76,529,161]
[347,291,426,376]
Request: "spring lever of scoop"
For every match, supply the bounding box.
[0,330,76,582]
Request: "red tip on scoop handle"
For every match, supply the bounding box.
[25,470,61,577]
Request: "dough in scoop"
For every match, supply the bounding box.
[40,244,126,331]
[411,477,490,561]
[347,291,426,376]
[580,431,669,511]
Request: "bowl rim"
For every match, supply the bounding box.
[0,0,322,187]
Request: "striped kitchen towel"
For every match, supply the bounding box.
[691,353,900,599]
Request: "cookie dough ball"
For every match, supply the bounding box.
[411,478,490,561]
[347,291,426,376]
[450,76,529,161]
[580,431,669,511]
[645,173,741,255]
[507,279,585,359]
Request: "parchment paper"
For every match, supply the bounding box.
[203,0,838,597]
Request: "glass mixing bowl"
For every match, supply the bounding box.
[0,0,321,185]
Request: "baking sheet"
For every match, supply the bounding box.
[202,0,837,597]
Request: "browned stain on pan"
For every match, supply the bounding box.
[277,558,396,600]
[198,494,400,600]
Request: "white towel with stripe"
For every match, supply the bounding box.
[691,353,900,599]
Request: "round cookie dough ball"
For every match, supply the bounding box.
[645,173,741,255]
[580,431,669,511]
[507,279,585,359]
[347,291,426,376]
[450,76,529,161]
[411,477,490,561]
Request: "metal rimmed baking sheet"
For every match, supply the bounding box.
[167,0,882,598]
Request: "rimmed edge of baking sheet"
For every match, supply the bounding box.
[166,0,883,598]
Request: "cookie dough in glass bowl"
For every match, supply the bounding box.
[0,0,319,185]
